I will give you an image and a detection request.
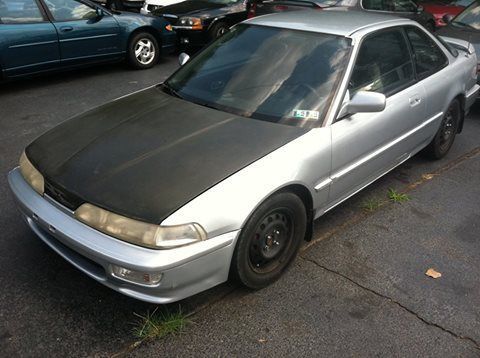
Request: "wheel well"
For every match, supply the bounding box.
[454,94,466,133]
[127,27,162,49]
[279,184,314,242]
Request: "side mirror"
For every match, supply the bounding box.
[179,52,190,66]
[442,14,454,24]
[339,91,386,117]
[416,4,423,13]
[96,7,104,18]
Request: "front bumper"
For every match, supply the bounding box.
[8,168,239,304]
[173,29,209,49]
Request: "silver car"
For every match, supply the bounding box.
[8,10,479,303]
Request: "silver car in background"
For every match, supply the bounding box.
[8,10,479,303]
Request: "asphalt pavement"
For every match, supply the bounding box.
[1,57,479,357]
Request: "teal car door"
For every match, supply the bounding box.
[0,0,60,77]
[43,0,121,64]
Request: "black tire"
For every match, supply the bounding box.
[423,99,460,160]
[230,192,307,289]
[208,22,228,41]
[127,32,160,70]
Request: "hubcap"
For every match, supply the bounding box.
[248,209,294,273]
[135,38,155,65]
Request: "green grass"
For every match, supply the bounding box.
[133,308,189,340]
[388,188,410,203]
[362,198,383,212]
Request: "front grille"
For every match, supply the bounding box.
[44,179,84,211]
[33,221,106,280]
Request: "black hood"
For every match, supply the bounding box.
[26,87,307,224]
[159,0,227,17]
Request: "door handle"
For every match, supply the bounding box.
[60,26,74,32]
[409,96,422,107]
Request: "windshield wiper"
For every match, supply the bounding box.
[161,82,184,99]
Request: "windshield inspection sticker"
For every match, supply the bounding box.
[292,110,319,120]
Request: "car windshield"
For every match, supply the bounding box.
[164,25,351,128]
[452,2,480,30]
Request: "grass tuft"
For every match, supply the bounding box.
[388,188,410,203]
[362,198,383,212]
[133,308,189,340]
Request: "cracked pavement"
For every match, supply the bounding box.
[1,56,480,357]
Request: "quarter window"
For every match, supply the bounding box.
[44,0,97,21]
[405,27,448,79]
[0,0,44,23]
[362,0,417,12]
[349,29,414,96]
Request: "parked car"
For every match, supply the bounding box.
[8,10,478,303]
[247,0,437,31]
[140,0,185,15]
[0,0,176,79]
[418,0,472,28]
[152,0,247,49]
[437,0,480,79]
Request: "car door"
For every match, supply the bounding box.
[0,0,60,77]
[405,26,450,127]
[42,0,121,64]
[328,28,426,206]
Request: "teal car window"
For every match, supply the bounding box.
[44,0,97,21]
[349,28,414,97]
[0,0,44,23]
[406,26,448,79]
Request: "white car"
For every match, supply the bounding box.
[140,0,185,14]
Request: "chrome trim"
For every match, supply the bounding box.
[466,84,480,99]
[59,34,118,43]
[331,112,443,180]
[314,177,332,191]
[9,40,57,49]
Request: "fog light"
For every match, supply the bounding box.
[110,265,162,286]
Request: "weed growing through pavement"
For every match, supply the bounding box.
[388,188,410,203]
[362,198,383,212]
[133,307,189,340]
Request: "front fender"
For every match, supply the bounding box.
[161,128,332,239]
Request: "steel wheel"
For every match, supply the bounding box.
[248,208,295,274]
[423,99,460,160]
[230,192,307,289]
[135,38,156,66]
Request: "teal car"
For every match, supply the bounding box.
[0,0,176,78]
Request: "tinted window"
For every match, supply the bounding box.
[406,27,448,79]
[0,0,44,23]
[166,25,351,128]
[362,0,416,11]
[451,1,480,30]
[45,0,97,21]
[349,29,414,96]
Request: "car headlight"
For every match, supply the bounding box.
[75,203,207,249]
[179,17,203,30]
[19,151,44,195]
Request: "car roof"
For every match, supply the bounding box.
[244,8,411,37]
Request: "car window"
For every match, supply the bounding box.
[44,0,97,21]
[349,29,414,97]
[451,1,480,30]
[405,27,448,79]
[0,0,44,23]
[362,0,416,11]
[165,24,351,128]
